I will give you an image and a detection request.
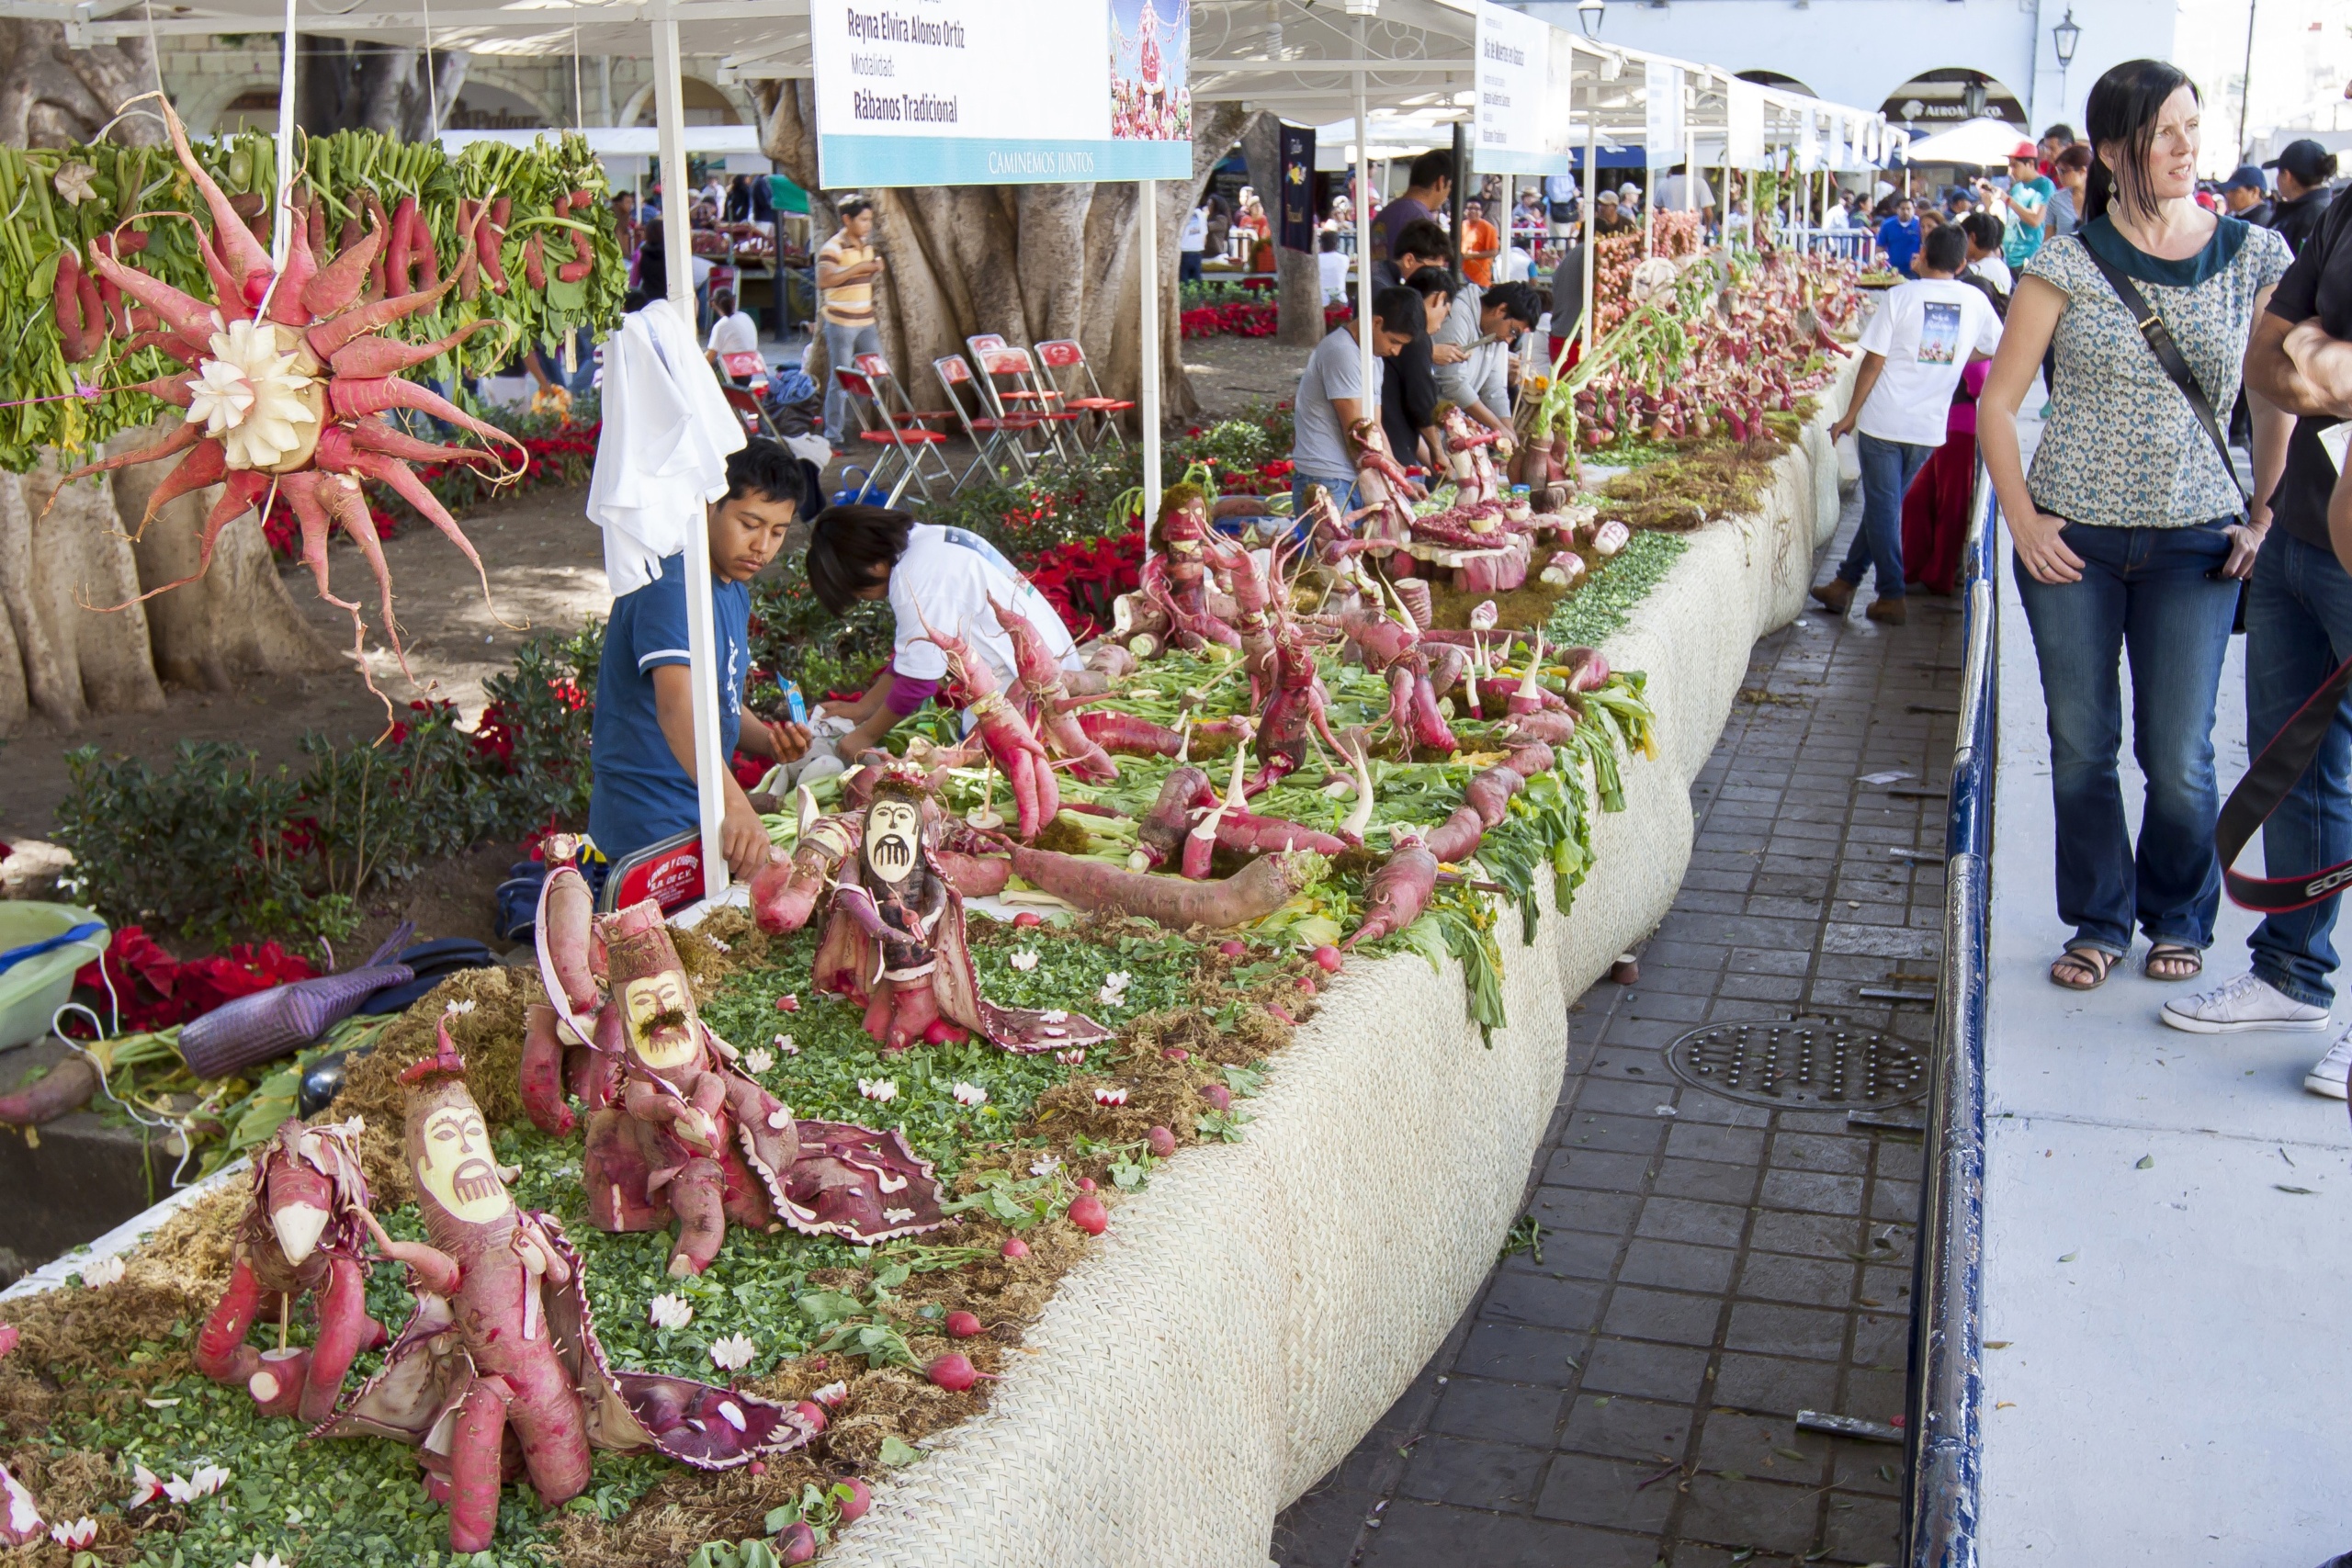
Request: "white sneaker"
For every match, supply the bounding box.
[2159,972,2332,1034]
[2306,1029,2352,1100]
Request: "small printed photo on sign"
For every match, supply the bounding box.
[1917,301,1962,367]
[1110,0,1192,141]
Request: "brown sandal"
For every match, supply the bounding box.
[2050,946,2115,990]
[2145,943,2203,982]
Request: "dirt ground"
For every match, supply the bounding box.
[1180,333,1299,421]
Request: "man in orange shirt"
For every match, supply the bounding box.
[1459,197,1501,286]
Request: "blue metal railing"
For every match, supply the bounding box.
[1903,459,1998,1568]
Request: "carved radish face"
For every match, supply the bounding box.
[413,1102,509,1225]
[865,799,922,891]
[620,970,700,1070]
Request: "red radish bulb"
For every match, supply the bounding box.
[1147,1126,1177,1157]
[1200,1083,1233,1111]
[1161,1045,1191,1062]
[1013,911,1044,929]
[922,1019,956,1045]
[1076,1177,1097,1192]
[1219,940,1246,958]
[929,1352,979,1392]
[775,993,800,1012]
[1311,944,1343,973]
[1001,1236,1030,1259]
[1068,1194,1109,1235]
[794,1400,829,1433]
[944,1311,984,1338]
[1296,976,1317,993]
[749,1461,766,1476]
[777,1521,819,1563]
[838,1476,873,1522]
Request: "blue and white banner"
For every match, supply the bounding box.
[812,0,1193,188]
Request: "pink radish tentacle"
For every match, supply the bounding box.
[54,418,200,487]
[325,377,526,455]
[266,197,321,329]
[327,315,506,379]
[317,435,511,631]
[87,236,221,349]
[345,415,510,471]
[302,220,386,320]
[138,89,277,288]
[304,277,457,361]
[314,469,416,683]
[127,438,227,538]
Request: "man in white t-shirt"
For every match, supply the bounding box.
[1810,223,2000,626]
[1289,285,1422,515]
[1317,231,1351,304]
[1180,204,1208,283]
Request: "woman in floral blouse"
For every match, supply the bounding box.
[1978,58,2293,991]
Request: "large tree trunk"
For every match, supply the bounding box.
[110,428,336,693]
[15,456,165,721]
[0,21,162,147]
[1238,112,1325,349]
[758,83,1247,429]
[298,38,468,140]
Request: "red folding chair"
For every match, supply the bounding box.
[836,367,948,505]
[852,353,960,501]
[1036,338,1135,451]
[977,344,1081,462]
[933,355,1045,480]
[722,385,780,440]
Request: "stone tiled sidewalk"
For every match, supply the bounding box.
[1273,513,1962,1568]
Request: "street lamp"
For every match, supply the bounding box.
[2052,9,2081,68]
[1962,75,1987,119]
[1577,0,1605,39]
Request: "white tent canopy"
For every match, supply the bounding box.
[1902,116,2034,168]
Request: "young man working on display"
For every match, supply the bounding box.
[1810,224,2001,626]
[588,438,816,887]
[1286,286,1423,516]
[1374,150,1452,270]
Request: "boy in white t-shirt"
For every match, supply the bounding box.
[704,288,760,370]
[1811,223,2002,626]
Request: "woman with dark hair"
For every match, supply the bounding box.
[1977,58,2294,990]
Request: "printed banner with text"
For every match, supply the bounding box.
[1472,3,1572,176]
[813,0,1193,187]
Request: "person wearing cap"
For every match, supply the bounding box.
[2219,164,2271,227]
[1590,188,1636,238]
[1617,181,1643,220]
[1996,141,2057,270]
[2264,138,2339,256]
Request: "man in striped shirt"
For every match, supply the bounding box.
[818,197,887,448]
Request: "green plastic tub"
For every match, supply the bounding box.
[0,901,108,1051]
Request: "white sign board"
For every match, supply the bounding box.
[1644,62,1684,168]
[1472,3,1571,175]
[1726,77,1764,168]
[1795,107,1819,173]
[811,0,1192,186]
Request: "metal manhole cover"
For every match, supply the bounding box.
[1664,1020,1927,1110]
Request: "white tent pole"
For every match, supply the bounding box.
[1580,62,1596,362]
[1353,20,1373,428]
[271,0,296,274]
[652,0,728,900]
[1140,178,1162,531]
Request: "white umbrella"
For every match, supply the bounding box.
[1902,117,2030,168]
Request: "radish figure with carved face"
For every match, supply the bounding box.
[322,1026,816,1554]
[527,860,950,1261]
[193,1116,382,1424]
[816,761,1112,1055]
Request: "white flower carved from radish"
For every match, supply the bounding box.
[648,1293,695,1330]
[1029,1153,1062,1177]
[185,320,318,471]
[161,1464,229,1505]
[709,1333,757,1372]
[858,1077,898,1103]
[79,1254,124,1289]
[52,162,96,207]
[128,1464,164,1508]
[1092,1087,1128,1108]
[952,1081,988,1108]
[811,1380,850,1407]
[743,1047,775,1077]
[1009,950,1039,972]
[50,1517,97,1549]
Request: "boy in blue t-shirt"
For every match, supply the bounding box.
[588,438,815,881]
[1876,198,1923,277]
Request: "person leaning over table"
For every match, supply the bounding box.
[1382,268,1457,473]
[1287,285,1425,516]
[1975,57,2292,994]
[1433,278,1544,439]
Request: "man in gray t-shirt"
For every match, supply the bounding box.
[1290,287,1422,515]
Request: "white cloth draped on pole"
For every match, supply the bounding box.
[585,299,745,596]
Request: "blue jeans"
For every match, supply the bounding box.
[2014,519,2242,955]
[1291,471,1365,518]
[1837,433,1933,596]
[2245,530,2352,1007]
[821,320,883,446]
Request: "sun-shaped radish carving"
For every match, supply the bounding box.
[185,319,325,471]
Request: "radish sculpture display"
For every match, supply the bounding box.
[322,1028,816,1553]
[193,1117,387,1424]
[814,759,1111,1055]
[65,96,524,691]
[530,839,947,1267]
